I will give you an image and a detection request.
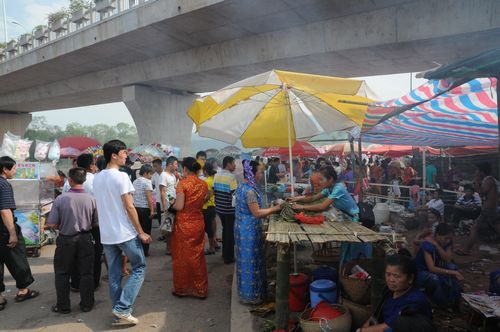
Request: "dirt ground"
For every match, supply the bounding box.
[254,224,500,332]
[414,229,500,332]
[0,226,233,332]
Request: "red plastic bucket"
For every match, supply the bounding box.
[289,273,309,312]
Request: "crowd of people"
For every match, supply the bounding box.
[1,143,499,329]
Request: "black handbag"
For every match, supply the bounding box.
[358,202,375,229]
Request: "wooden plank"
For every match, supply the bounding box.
[266,217,387,244]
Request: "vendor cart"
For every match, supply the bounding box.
[10,162,55,257]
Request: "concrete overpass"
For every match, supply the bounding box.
[1,0,499,151]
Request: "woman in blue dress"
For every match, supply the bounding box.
[235,160,281,304]
[289,165,372,262]
[415,223,463,306]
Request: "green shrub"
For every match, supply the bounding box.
[70,0,93,13]
[33,24,47,31]
[47,8,70,25]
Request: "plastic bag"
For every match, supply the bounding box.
[13,139,33,161]
[34,139,51,161]
[48,139,61,161]
[1,131,21,158]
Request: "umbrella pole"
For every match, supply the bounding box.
[422,148,426,205]
[497,77,500,178]
[358,136,363,202]
[349,140,356,175]
[275,243,290,330]
[286,87,295,197]
[264,168,268,206]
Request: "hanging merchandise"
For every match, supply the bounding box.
[13,139,33,162]
[48,139,61,161]
[0,131,21,158]
[34,140,51,161]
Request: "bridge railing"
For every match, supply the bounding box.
[0,0,154,63]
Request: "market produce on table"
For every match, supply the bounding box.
[278,198,329,223]
[279,202,296,222]
[294,212,325,224]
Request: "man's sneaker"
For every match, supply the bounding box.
[112,318,133,326]
[112,311,139,325]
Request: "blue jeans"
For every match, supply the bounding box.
[103,237,146,314]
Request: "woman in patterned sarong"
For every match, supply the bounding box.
[235,160,281,304]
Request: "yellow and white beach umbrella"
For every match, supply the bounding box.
[188,70,375,148]
[187,70,375,194]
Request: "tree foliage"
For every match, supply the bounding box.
[24,115,139,147]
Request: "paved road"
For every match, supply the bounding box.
[0,227,233,332]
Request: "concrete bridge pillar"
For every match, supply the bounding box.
[123,85,195,156]
[0,113,32,146]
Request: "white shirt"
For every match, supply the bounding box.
[152,171,169,209]
[427,198,444,217]
[93,168,137,245]
[165,172,177,203]
[62,172,94,196]
[278,163,286,174]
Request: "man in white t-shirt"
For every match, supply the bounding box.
[163,156,178,254]
[152,159,168,229]
[164,157,178,203]
[62,153,95,195]
[93,140,152,326]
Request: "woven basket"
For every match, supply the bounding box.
[340,298,371,330]
[339,260,371,305]
[300,304,352,332]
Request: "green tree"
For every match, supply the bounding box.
[24,115,62,142]
[65,122,87,137]
[24,115,140,149]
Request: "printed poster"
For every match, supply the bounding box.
[14,162,40,180]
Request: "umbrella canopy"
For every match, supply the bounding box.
[60,147,82,158]
[130,144,165,162]
[188,69,374,148]
[262,141,319,157]
[321,142,353,156]
[424,46,500,81]
[365,144,442,157]
[363,77,497,146]
[205,148,219,159]
[220,145,242,155]
[58,136,101,151]
[445,146,497,157]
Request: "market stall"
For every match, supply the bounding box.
[10,161,55,257]
[266,213,390,330]
[0,133,58,257]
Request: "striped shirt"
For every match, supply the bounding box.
[456,193,481,208]
[213,169,237,215]
[133,177,153,209]
[0,176,17,236]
